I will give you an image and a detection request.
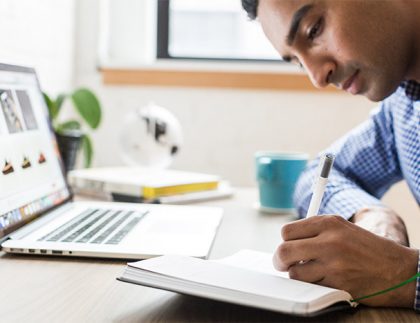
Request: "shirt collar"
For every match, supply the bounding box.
[401,80,420,101]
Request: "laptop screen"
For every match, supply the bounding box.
[0,64,71,239]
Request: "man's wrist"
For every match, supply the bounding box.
[379,246,419,308]
[414,251,420,312]
[350,206,409,246]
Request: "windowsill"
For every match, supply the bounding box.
[101,58,303,73]
[100,59,340,92]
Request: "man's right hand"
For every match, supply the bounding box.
[273,215,419,307]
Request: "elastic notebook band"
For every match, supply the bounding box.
[351,272,420,303]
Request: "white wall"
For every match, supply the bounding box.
[88,86,374,184]
[98,0,157,65]
[0,0,75,95]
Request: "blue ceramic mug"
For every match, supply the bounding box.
[255,151,308,212]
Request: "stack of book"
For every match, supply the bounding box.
[68,166,233,204]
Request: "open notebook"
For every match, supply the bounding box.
[117,250,357,316]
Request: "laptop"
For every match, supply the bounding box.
[0,63,223,259]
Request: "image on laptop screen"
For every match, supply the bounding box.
[0,65,71,239]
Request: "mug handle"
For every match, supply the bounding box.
[257,157,273,182]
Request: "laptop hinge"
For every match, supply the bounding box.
[0,236,11,250]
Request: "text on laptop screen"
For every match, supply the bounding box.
[0,66,70,238]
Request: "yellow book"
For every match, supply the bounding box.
[142,182,218,199]
[69,166,220,199]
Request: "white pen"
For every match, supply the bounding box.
[306,153,335,217]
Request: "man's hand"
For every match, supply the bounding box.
[273,215,419,307]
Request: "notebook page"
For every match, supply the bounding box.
[129,255,342,304]
[212,249,288,278]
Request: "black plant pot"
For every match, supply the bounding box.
[55,130,83,174]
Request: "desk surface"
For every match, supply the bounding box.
[1,188,418,322]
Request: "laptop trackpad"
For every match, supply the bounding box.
[123,211,220,256]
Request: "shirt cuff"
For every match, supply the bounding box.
[414,252,420,312]
[318,187,384,220]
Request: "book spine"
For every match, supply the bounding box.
[70,175,142,197]
[142,182,219,199]
[69,177,105,192]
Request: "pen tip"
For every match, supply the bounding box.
[321,154,335,178]
[325,153,335,162]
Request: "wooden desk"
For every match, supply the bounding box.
[1,188,418,322]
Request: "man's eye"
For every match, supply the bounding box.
[308,18,323,41]
[292,58,303,69]
[282,56,302,68]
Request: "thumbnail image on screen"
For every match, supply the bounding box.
[16,90,38,130]
[0,89,24,133]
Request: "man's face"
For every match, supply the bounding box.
[258,0,412,101]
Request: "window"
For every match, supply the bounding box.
[157,0,281,61]
[100,0,319,91]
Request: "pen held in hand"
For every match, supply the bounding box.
[297,154,335,265]
[306,153,335,218]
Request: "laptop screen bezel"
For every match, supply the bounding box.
[0,63,74,243]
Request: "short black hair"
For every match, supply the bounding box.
[241,0,259,20]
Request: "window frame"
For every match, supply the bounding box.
[156,0,283,63]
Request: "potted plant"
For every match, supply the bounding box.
[43,88,102,172]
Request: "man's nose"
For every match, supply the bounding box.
[301,57,335,89]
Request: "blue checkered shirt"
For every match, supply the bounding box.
[293,80,420,310]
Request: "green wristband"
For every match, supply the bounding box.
[351,272,420,303]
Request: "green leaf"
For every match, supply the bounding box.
[71,88,102,129]
[43,92,59,120]
[56,120,82,133]
[82,135,93,168]
[55,93,66,112]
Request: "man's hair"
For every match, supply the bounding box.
[241,0,259,20]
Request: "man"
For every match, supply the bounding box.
[241,0,420,309]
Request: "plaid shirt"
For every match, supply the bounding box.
[293,80,420,309]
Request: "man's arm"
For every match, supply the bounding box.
[293,100,404,221]
[278,99,420,307]
[293,99,407,242]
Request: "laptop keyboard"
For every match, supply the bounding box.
[38,208,147,244]
[91,211,132,244]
